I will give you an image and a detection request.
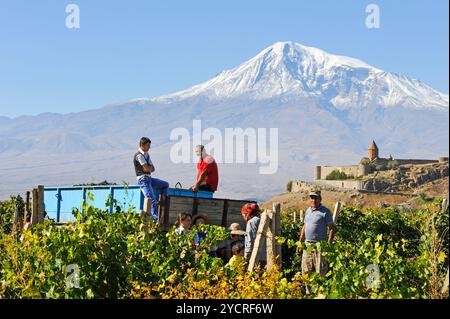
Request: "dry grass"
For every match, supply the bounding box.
[263,177,448,211]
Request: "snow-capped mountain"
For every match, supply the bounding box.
[0,41,448,201]
[154,41,448,110]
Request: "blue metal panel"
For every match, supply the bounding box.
[61,188,84,221]
[113,187,141,212]
[56,189,61,222]
[43,185,214,223]
[168,188,213,198]
[44,189,58,221]
[88,188,110,210]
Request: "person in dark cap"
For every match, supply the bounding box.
[297,189,335,278]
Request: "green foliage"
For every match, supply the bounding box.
[334,206,422,257]
[309,237,427,298]
[326,170,349,180]
[278,204,448,299]
[387,160,399,170]
[416,193,442,206]
[279,210,303,277]
[0,196,24,235]
[0,199,230,298]
[375,164,387,171]
[416,205,449,298]
[0,195,448,299]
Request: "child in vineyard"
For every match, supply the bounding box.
[192,214,208,245]
[226,242,245,267]
[191,214,219,257]
[214,223,246,261]
[175,212,192,235]
[192,214,208,226]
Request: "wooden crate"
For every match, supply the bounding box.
[159,195,255,231]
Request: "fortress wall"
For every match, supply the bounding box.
[319,166,359,179]
[396,159,439,165]
[313,180,362,190]
[291,181,313,193]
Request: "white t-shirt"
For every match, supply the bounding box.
[175,226,187,236]
[136,148,154,180]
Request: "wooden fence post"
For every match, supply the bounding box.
[265,203,282,271]
[266,210,275,271]
[162,195,171,231]
[300,209,304,223]
[23,191,30,227]
[438,199,449,297]
[273,203,281,267]
[293,211,296,223]
[13,205,19,232]
[31,188,39,226]
[441,267,449,296]
[13,195,25,231]
[248,211,270,272]
[141,198,151,232]
[441,198,449,214]
[333,202,341,224]
[37,185,45,224]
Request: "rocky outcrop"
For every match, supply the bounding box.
[361,179,391,192]
[360,162,449,193]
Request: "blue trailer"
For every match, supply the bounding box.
[43,184,252,230]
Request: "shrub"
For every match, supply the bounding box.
[309,237,427,298]
[1,197,447,299]
[375,164,387,171]
[0,196,24,235]
[0,200,229,298]
[151,264,306,299]
[387,160,399,170]
[326,170,349,180]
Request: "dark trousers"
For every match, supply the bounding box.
[198,184,213,192]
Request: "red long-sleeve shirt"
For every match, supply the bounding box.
[196,155,218,192]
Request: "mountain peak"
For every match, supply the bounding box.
[259,41,380,71]
[153,41,448,110]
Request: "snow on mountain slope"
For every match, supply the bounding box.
[154,41,448,111]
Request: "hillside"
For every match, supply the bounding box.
[263,174,449,211]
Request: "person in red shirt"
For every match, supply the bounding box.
[191,145,219,192]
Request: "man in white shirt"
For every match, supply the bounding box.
[133,137,169,223]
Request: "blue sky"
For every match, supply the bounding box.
[0,0,448,118]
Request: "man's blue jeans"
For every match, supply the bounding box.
[138,175,169,223]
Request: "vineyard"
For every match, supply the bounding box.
[0,195,448,299]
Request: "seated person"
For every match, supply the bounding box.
[134,137,169,223]
[191,145,218,193]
